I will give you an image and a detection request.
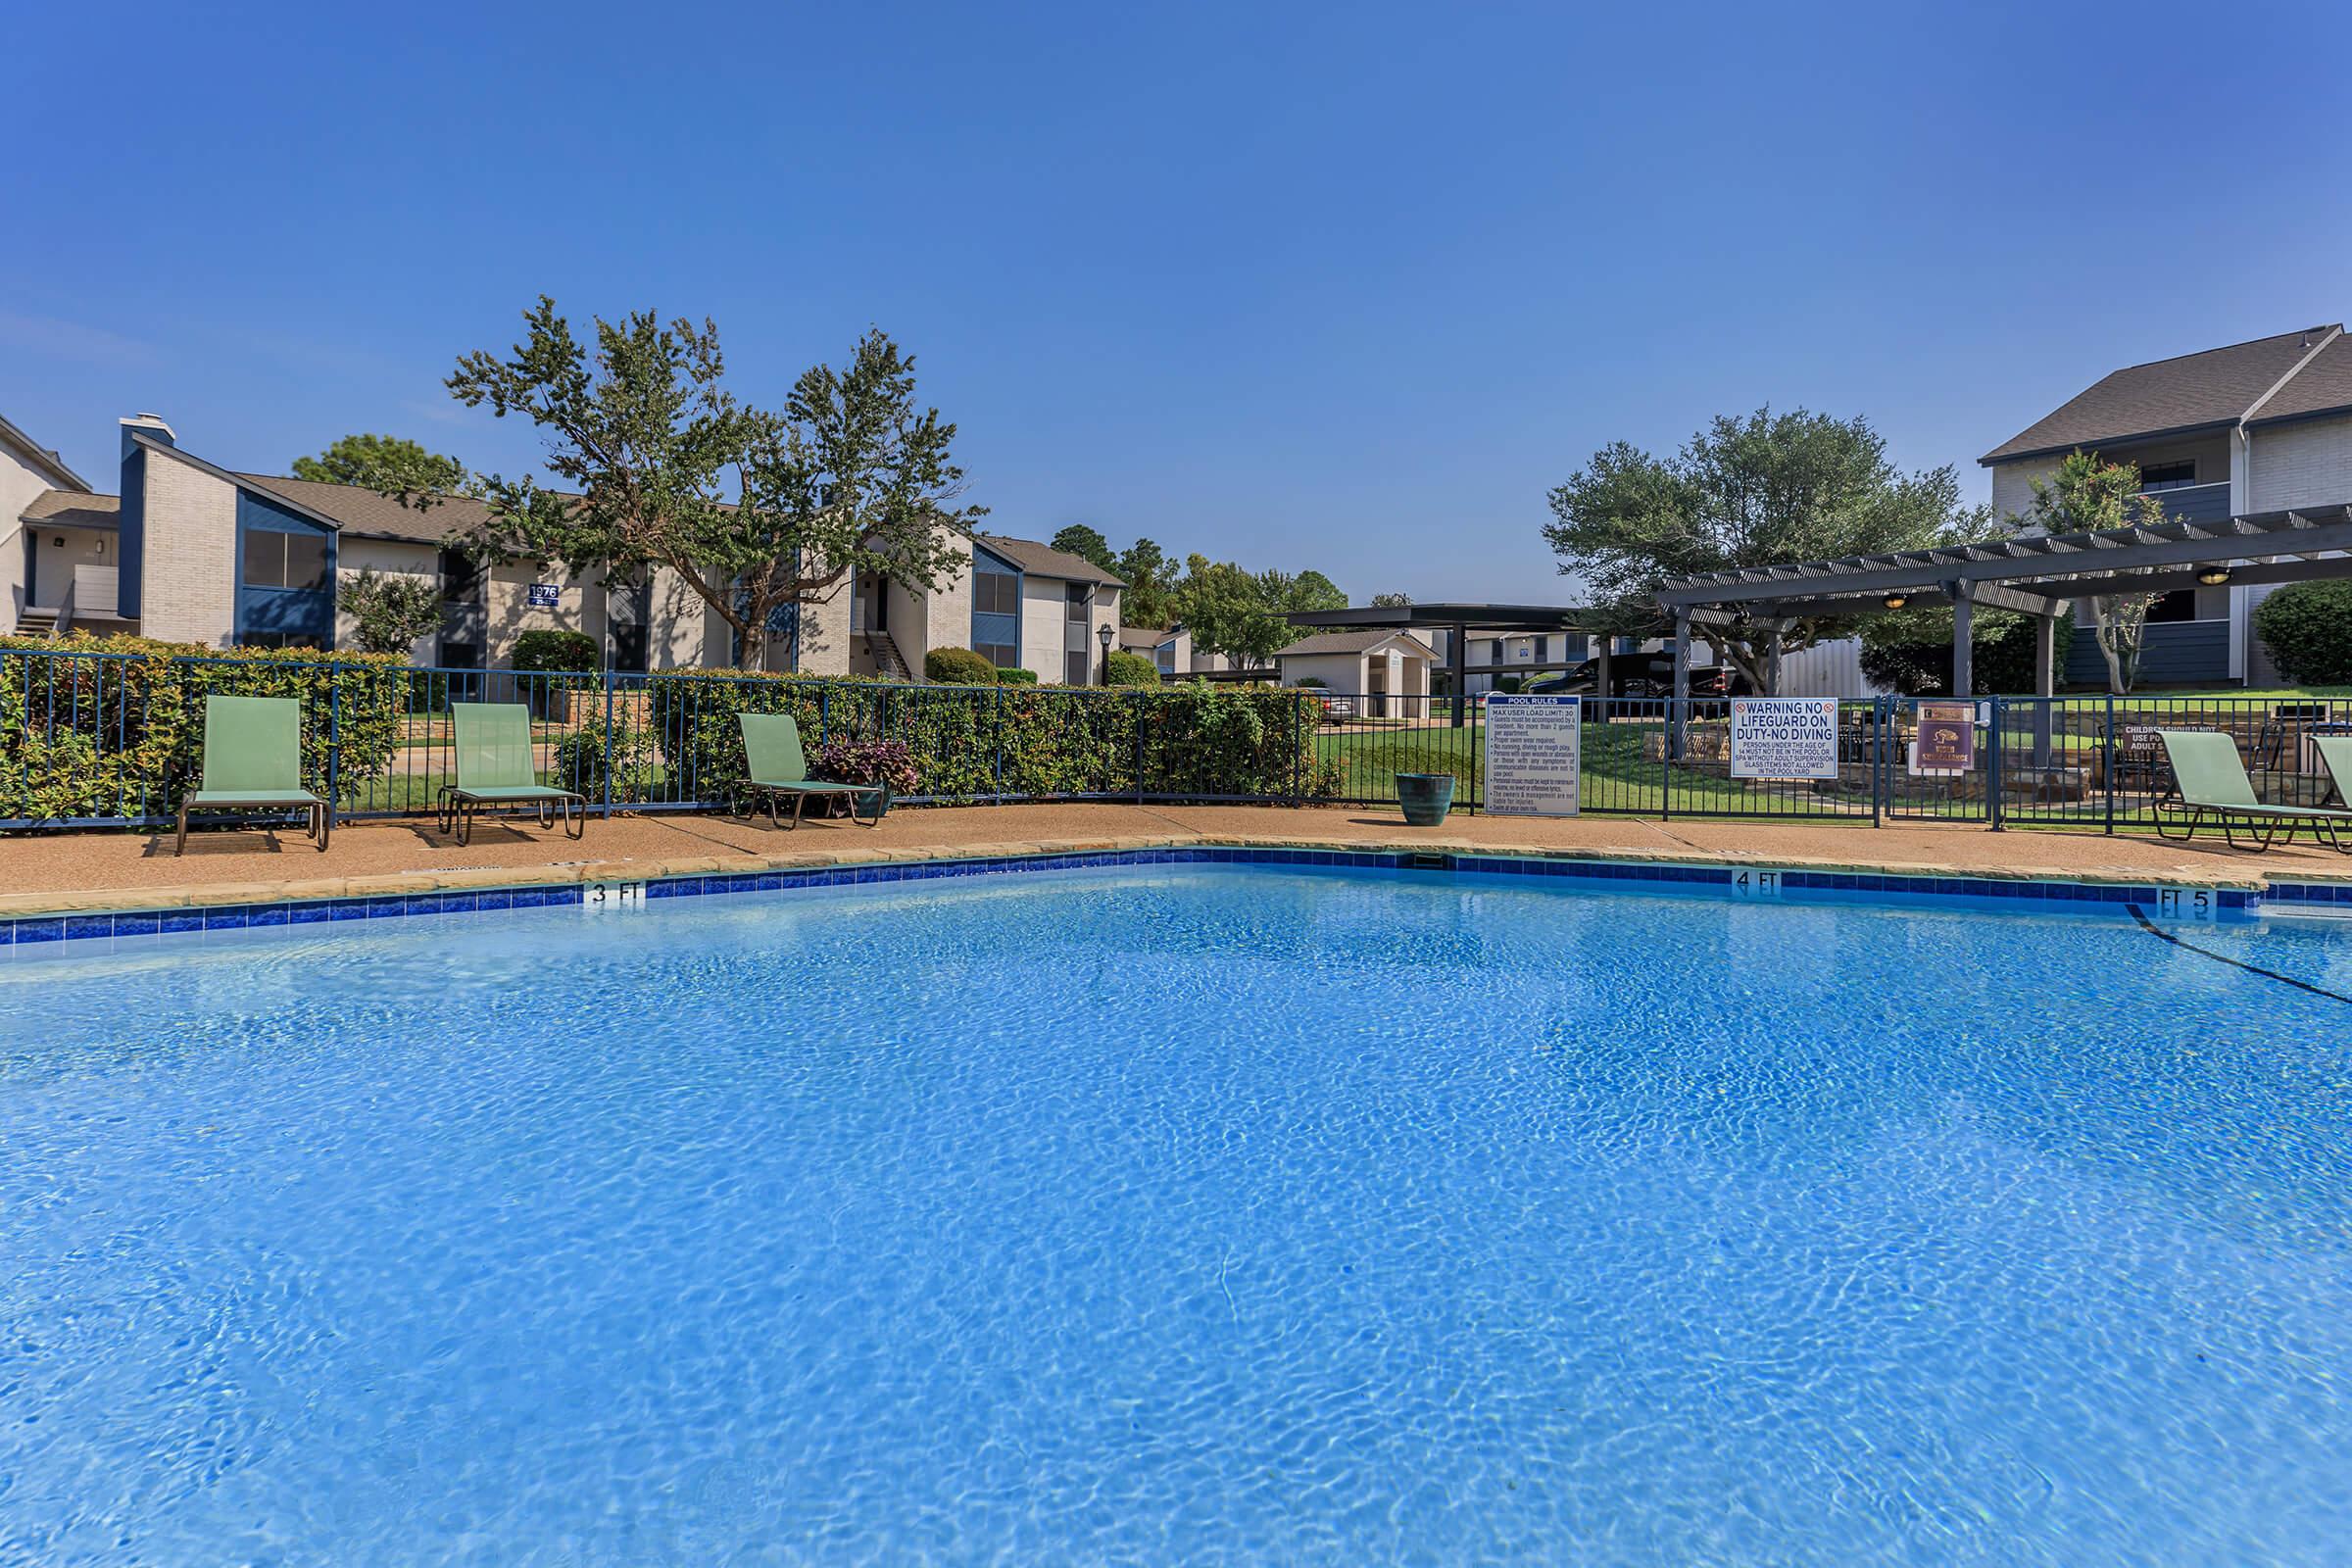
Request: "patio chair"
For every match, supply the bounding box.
[2154,729,2350,853]
[736,711,886,830]
[2312,735,2352,814]
[174,695,331,856]
[437,701,586,847]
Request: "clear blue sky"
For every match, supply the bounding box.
[9,1,2352,601]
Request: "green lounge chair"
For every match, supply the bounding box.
[2312,735,2352,814]
[2154,728,2350,852]
[174,695,330,856]
[736,711,885,829]
[437,701,586,847]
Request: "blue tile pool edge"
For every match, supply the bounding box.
[0,846,2300,953]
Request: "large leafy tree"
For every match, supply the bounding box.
[1050,524,1117,573]
[1544,407,1984,689]
[446,299,979,670]
[1176,559,1350,664]
[291,433,467,496]
[336,568,444,654]
[2008,450,2165,692]
[1115,538,1182,627]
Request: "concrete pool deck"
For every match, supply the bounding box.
[0,804,2346,917]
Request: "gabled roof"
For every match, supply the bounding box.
[975,534,1125,586]
[0,414,89,490]
[1118,623,1179,648]
[22,489,121,529]
[2246,330,2352,427]
[233,471,494,545]
[1276,628,1438,659]
[1980,325,2340,465]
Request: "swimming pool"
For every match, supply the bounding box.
[4,863,2349,1564]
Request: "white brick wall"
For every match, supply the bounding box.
[140,451,237,646]
[1987,459,2057,523]
[2248,414,2352,512]
[334,538,440,660]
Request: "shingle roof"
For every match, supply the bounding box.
[2246,330,2352,426]
[233,472,496,544]
[1980,325,2339,465]
[21,489,121,529]
[1118,623,1177,648]
[1275,629,1437,659]
[975,534,1125,586]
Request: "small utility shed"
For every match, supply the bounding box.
[1274,629,1437,715]
[1282,603,1597,725]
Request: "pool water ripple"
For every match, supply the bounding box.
[1,866,2348,1564]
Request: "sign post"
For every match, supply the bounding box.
[1484,694,1582,816]
[1730,697,1839,780]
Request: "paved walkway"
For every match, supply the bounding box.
[1,804,2344,915]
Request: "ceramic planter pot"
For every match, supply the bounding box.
[1396,773,1455,827]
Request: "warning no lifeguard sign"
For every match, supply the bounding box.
[1730,698,1840,780]
[1484,694,1582,816]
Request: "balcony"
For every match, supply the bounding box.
[2141,480,2230,526]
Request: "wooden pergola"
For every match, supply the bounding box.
[1653,505,2352,702]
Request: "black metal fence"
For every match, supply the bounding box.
[4,645,2346,834]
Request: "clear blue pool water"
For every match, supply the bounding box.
[4,865,2351,1565]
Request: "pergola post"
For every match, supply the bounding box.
[1448,620,1468,728]
[1670,607,1691,759]
[2032,612,2056,770]
[1761,628,1784,697]
[1949,583,1975,700]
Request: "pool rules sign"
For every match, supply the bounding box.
[1484,694,1581,816]
[1730,698,1840,780]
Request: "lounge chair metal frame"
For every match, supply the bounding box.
[436,701,587,848]
[2151,729,2352,854]
[173,695,331,857]
[733,711,887,831]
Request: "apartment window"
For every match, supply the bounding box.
[440,641,484,669]
[973,568,1018,616]
[974,641,1018,668]
[242,530,328,592]
[1066,583,1090,621]
[2143,588,2200,624]
[2138,460,2197,492]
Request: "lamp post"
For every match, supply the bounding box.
[1097,620,1113,686]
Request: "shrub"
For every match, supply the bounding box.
[2253,581,2352,686]
[996,666,1039,685]
[1859,609,2072,695]
[1105,651,1160,686]
[0,633,408,823]
[1292,675,1327,688]
[812,738,918,797]
[339,568,444,655]
[556,723,661,806]
[512,629,600,674]
[1496,674,1524,694]
[925,646,998,684]
[643,666,1338,806]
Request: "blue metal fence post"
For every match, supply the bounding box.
[601,667,616,818]
[1659,698,1673,820]
[2103,692,2117,835]
[1987,697,2004,830]
[994,684,1004,801]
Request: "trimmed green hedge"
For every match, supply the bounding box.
[924,646,998,685]
[1105,651,1160,686]
[2252,581,2352,686]
[644,669,1341,804]
[0,634,411,822]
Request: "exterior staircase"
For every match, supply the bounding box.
[864,630,914,681]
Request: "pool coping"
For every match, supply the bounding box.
[0,831,2338,950]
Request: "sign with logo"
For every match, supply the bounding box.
[526,583,561,610]
[1730,697,1840,780]
[1909,700,1978,775]
[1484,694,1581,816]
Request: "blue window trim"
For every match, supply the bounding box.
[971,542,1022,662]
[234,488,336,648]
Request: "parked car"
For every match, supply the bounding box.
[1524,659,1739,699]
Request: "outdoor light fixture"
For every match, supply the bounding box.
[1097,620,1114,684]
[1883,593,1908,610]
[2197,566,2232,586]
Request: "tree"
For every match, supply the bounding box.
[1176,560,1350,665]
[292,433,467,498]
[337,568,443,655]
[1370,592,1413,609]
[1544,407,1984,691]
[2007,450,2165,693]
[1115,538,1182,627]
[446,298,980,671]
[1051,524,1117,573]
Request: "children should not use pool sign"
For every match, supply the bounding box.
[1484,694,1581,816]
[1730,698,1839,780]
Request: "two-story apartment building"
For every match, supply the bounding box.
[5,411,1123,682]
[1981,322,2352,686]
